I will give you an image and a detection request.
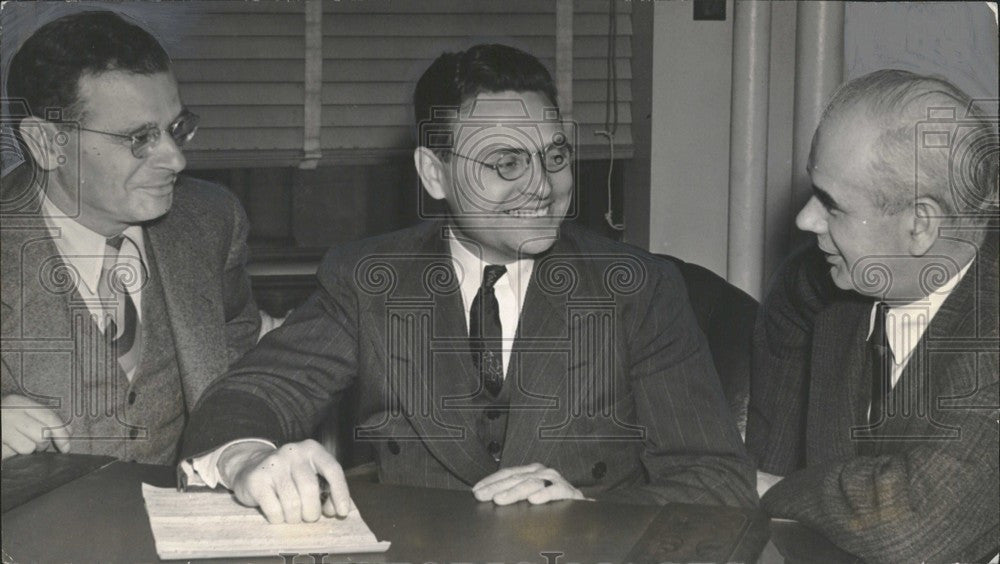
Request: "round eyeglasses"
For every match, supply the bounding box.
[75,109,200,158]
[450,144,574,181]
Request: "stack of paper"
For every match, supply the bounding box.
[142,484,390,560]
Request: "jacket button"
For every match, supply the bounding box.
[129,428,139,439]
[592,461,607,479]
[127,391,137,405]
[387,440,400,455]
[487,440,502,461]
[486,409,501,420]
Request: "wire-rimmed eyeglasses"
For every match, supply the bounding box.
[75,108,200,158]
[450,143,574,181]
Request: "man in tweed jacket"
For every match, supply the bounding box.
[1,12,260,464]
[747,69,999,562]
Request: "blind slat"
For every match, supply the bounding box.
[185,14,630,36]
[194,101,630,129]
[183,80,632,106]
[173,58,632,83]
[177,36,632,59]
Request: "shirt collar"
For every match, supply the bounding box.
[868,258,973,364]
[40,192,147,295]
[446,227,534,308]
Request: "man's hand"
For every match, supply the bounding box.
[756,470,784,497]
[221,439,352,524]
[473,463,587,505]
[1,394,71,459]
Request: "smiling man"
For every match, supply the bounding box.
[747,70,999,562]
[1,11,260,463]
[179,44,755,523]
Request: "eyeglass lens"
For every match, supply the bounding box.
[130,111,200,157]
[494,145,572,181]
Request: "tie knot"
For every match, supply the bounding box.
[874,301,889,318]
[869,301,890,345]
[107,235,125,251]
[482,265,507,290]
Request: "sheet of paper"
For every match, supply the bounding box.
[142,483,390,560]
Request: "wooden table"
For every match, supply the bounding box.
[1,453,857,562]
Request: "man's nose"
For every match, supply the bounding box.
[150,132,187,173]
[795,196,827,234]
[525,152,553,200]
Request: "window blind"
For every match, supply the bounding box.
[168,1,633,169]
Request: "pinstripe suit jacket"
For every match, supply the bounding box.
[747,234,1000,563]
[1,167,261,463]
[182,220,756,507]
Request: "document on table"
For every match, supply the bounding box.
[141,484,390,560]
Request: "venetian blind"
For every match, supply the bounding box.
[169,1,632,169]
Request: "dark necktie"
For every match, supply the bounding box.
[100,235,143,376]
[868,301,892,425]
[470,265,507,397]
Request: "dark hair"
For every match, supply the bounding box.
[413,43,558,148]
[817,69,998,220]
[6,10,171,124]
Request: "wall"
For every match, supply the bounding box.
[648,0,733,277]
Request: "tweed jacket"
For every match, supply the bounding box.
[182,220,757,508]
[747,234,1000,563]
[1,166,261,463]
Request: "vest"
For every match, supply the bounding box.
[472,373,513,469]
[71,234,185,465]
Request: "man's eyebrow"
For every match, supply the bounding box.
[122,108,186,132]
[812,185,841,211]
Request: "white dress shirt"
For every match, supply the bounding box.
[40,194,147,380]
[867,259,973,390]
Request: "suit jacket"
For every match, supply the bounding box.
[1,166,261,463]
[747,234,1000,563]
[183,220,757,507]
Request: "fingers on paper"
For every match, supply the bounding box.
[291,466,321,523]
[255,485,285,524]
[234,439,350,523]
[313,447,351,518]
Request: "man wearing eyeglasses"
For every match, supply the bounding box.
[179,43,755,523]
[0,11,260,464]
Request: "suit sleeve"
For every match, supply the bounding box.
[220,196,261,367]
[750,246,1000,562]
[745,246,832,474]
[596,262,758,508]
[761,367,999,563]
[180,261,358,459]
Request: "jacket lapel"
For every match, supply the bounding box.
[145,204,225,407]
[502,239,575,466]
[369,223,497,483]
[807,300,870,464]
[887,232,1000,443]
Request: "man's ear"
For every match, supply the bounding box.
[414,146,448,201]
[908,196,943,256]
[17,117,62,172]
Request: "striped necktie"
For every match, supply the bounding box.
[99,235,143,377]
